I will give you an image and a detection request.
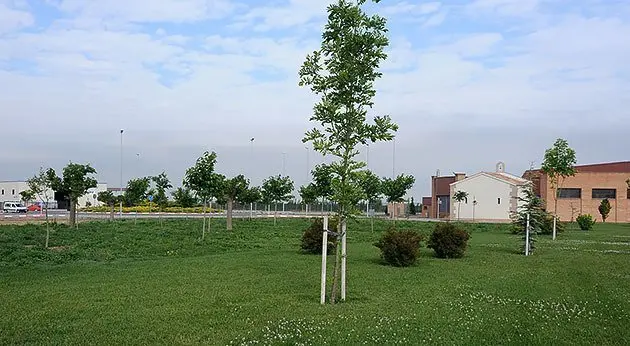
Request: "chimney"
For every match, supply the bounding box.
[454,173,466,181]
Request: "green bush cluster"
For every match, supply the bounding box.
[374,227,423,267]
[427,222,470,259]
[300,218,338,254]
[81,206,222,213]
[577,214,595,231]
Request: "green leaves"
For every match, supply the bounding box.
[541,138,577,186]
[58,163,98,200]
[183,151,222,202]
[97,191,118,207]
[261,175,294,205]
[26,167,56,202]
[598,199,611,222]
[453,190,469,203]
[299,0,394,220]
[381,174,415,203]
[299,184,319,205]
[358,169,381,202]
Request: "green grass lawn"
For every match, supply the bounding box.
[1,218,629,345]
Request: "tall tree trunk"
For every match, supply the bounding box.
[227,198,234,231]
[110,204,114,221]
[458,202,461,221]
[274,203,277,226]
[69,199,77,228]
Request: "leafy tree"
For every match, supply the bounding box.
[381,174,415,218]
[261,175,294,226]
[151,171,172,211]
[26,167,57,247]
[541,138,576,238]
[216,174,249,231]
[409,197,417,215]
[240,186,262,220]
[97,190,119,221]
[598,199,611,222]
[184,151,223,240]
[51,163,97,228]
[358,170,382,210]
[123,177,151,207]
[298,0,395,304]
[299,183,318,214]
[511,187,550,254]
[171,187,198,208]
[452,190,469,221]
[20,190,35,205]
[311,163,334,214]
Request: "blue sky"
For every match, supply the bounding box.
[1,0,629,197]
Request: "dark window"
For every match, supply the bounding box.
[627,189,630,199]
[497,198,501,204]
[1,189,3,195]
[592,189,616,199]
[558,188,581,198]
[11,189,15,195]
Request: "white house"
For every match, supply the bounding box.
[0,180,108,209]
[449,162,531,222]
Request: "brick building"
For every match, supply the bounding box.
[430,173,466,218]
[522,161,630,223]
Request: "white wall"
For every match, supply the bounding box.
[450,174,516,221]
[77,183,108,207]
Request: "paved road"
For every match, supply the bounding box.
[2,209,441,222]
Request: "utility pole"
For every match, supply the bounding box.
[119,129,124,217]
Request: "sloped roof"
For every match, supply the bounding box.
[451,171,530,187]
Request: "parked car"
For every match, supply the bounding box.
[1,201,28,213]
[27,204,42,212]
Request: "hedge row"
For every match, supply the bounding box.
[81,206,223,213]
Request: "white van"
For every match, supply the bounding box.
[1,201,28,213]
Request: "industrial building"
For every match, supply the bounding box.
[0,181,108,209]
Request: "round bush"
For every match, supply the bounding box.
[300,218,338,254]
[576,214,595,231]
[427,222,470,258]
[374,228,423,267]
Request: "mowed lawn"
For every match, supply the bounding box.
[1,218,629,345]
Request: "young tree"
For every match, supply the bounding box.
[152,171,172,211]
[311,163,334,214]
[97,190,118,221]
[240,186,261,220]
[171,187,198,208]
[299,0,395,304]
[299,183,318,215]
[216,174,249,231]
[261,175,294,226]
[541,138,577,239]
[184,151,222,239]
[51,163,97,228]
[511,187,547,255]
[358,170,381,231]
[381,174,415,219]
[26,167,57,247]
[409,197,417,215]
[598,198,611,222]
[453,190,469,221]
[123,177,151,207]
[20,190,35,206]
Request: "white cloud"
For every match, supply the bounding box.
[0,3,33,34]
[51,0,238,23]
[382,1,442,16]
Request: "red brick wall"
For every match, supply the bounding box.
[542,172,630,222]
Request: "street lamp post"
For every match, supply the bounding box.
[282,152,287,212]
[119,129,124,217]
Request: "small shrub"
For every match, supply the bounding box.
[300,218,337,254]
[539,214,566,235]
[427,222,470,258]
[576,214,595,231]
[374,227,423,267]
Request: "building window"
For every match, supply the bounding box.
[558,188,581,199]
[592,188,616,199]
[497,198,501,204]
[1,189,3,195]
[627,189,630,199]
[11,189,15,195]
